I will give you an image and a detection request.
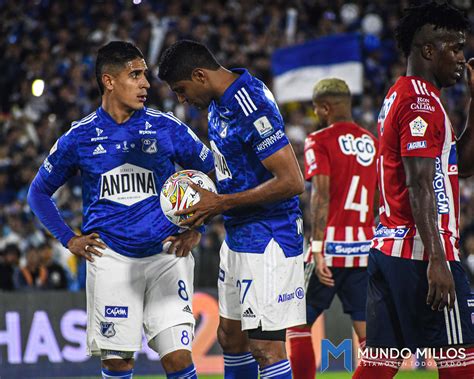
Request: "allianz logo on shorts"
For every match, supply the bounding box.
[105,306,128,318]
[100,163,157,206]
[278,287,305,303]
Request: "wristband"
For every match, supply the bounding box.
[311,240,323,254]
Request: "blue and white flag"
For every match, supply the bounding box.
[271,33,363,103]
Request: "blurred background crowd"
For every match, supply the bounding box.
[1,0,474,291]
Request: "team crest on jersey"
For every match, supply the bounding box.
[100,321,116,338]
[219,120,229,138]
[142,138,157,154]
[253,116,274,138]
[409,116,428,137]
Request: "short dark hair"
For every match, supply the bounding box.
[95,41,144,94]
[158,40,220,83]
[396,1,470,58]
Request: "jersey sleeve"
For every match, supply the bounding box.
[38,131,79,188]
[304,134,330,180]
[396,95,444,158]
[241,104,290,161]
[171,120,214,174]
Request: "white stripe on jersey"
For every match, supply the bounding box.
[422,82,429,96]
[240,88,257,111]
[411,79,421,95]
[66,112,97,136]
[391,238,403,258]
[234,93,250,116]
[411,234,424,260]
[379,155,391,217]
[417,80,426,95]
[235,88,257,116]
[146,109,183,125]
[444,307,453,345]
[345,227,354,267]
[358,227,369,266]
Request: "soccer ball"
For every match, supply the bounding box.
[160,170,217,226]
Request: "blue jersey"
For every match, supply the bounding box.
[208,69,303,257]
[38,107,213,258]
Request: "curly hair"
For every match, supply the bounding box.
[395,1,470,58]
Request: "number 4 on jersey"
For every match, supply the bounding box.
[344,176,368,223]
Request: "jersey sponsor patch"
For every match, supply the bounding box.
[100,163,157,206]
[325,241,371,256]
[49,139,59,155]
[210,141,232,181]
[253,116,274,138]
[104,306,128,318]
[407,141,427,151]
[409,116,428,137]
[374,224,410,238]
[410,97,435,113]
[434,157,450,214]
[338,133,376,166]
[256,129,284,152]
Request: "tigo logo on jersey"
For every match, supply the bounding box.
[93,144,107,155]
[100,163,157,206]
[407,141,427,151]
[105,306,128,318]
[253,116,274,137]
[409,116,428,137]
[338,134,375,166]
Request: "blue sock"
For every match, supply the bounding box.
[166,363,197,378]
[101,368,133,379]
[259,359,292,378]
[224,352,258,379]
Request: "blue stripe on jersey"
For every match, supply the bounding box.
[36,107,214,258]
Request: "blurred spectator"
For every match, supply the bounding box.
[14,246,47,291]
[38,241,69,290]
[0,243,21,291]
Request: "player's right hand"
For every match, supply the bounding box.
[315,254,335,287]
[426,256,456,311]
[67,233,106,262]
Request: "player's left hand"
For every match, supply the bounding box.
[175,182,225,228]
[163,229,201,257]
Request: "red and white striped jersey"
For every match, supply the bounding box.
[304,122,378,268]
[372,76,460,261]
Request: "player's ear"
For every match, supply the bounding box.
[102,73,114,92]
[191,68,207,84]
[421,43,434,61]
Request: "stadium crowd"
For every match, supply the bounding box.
[1,0,474,291]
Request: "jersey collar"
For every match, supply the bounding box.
[219,68,252,105]
[97,106,143,126]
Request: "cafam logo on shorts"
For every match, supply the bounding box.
[100,163,157,206]
[104,306,128,318]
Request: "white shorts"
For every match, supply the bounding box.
[86,247,195,356]
[218,239,306,331]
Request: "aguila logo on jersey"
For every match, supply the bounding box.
[100,163,157,206]
[338,134,375,166]
[142,138,157,154]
